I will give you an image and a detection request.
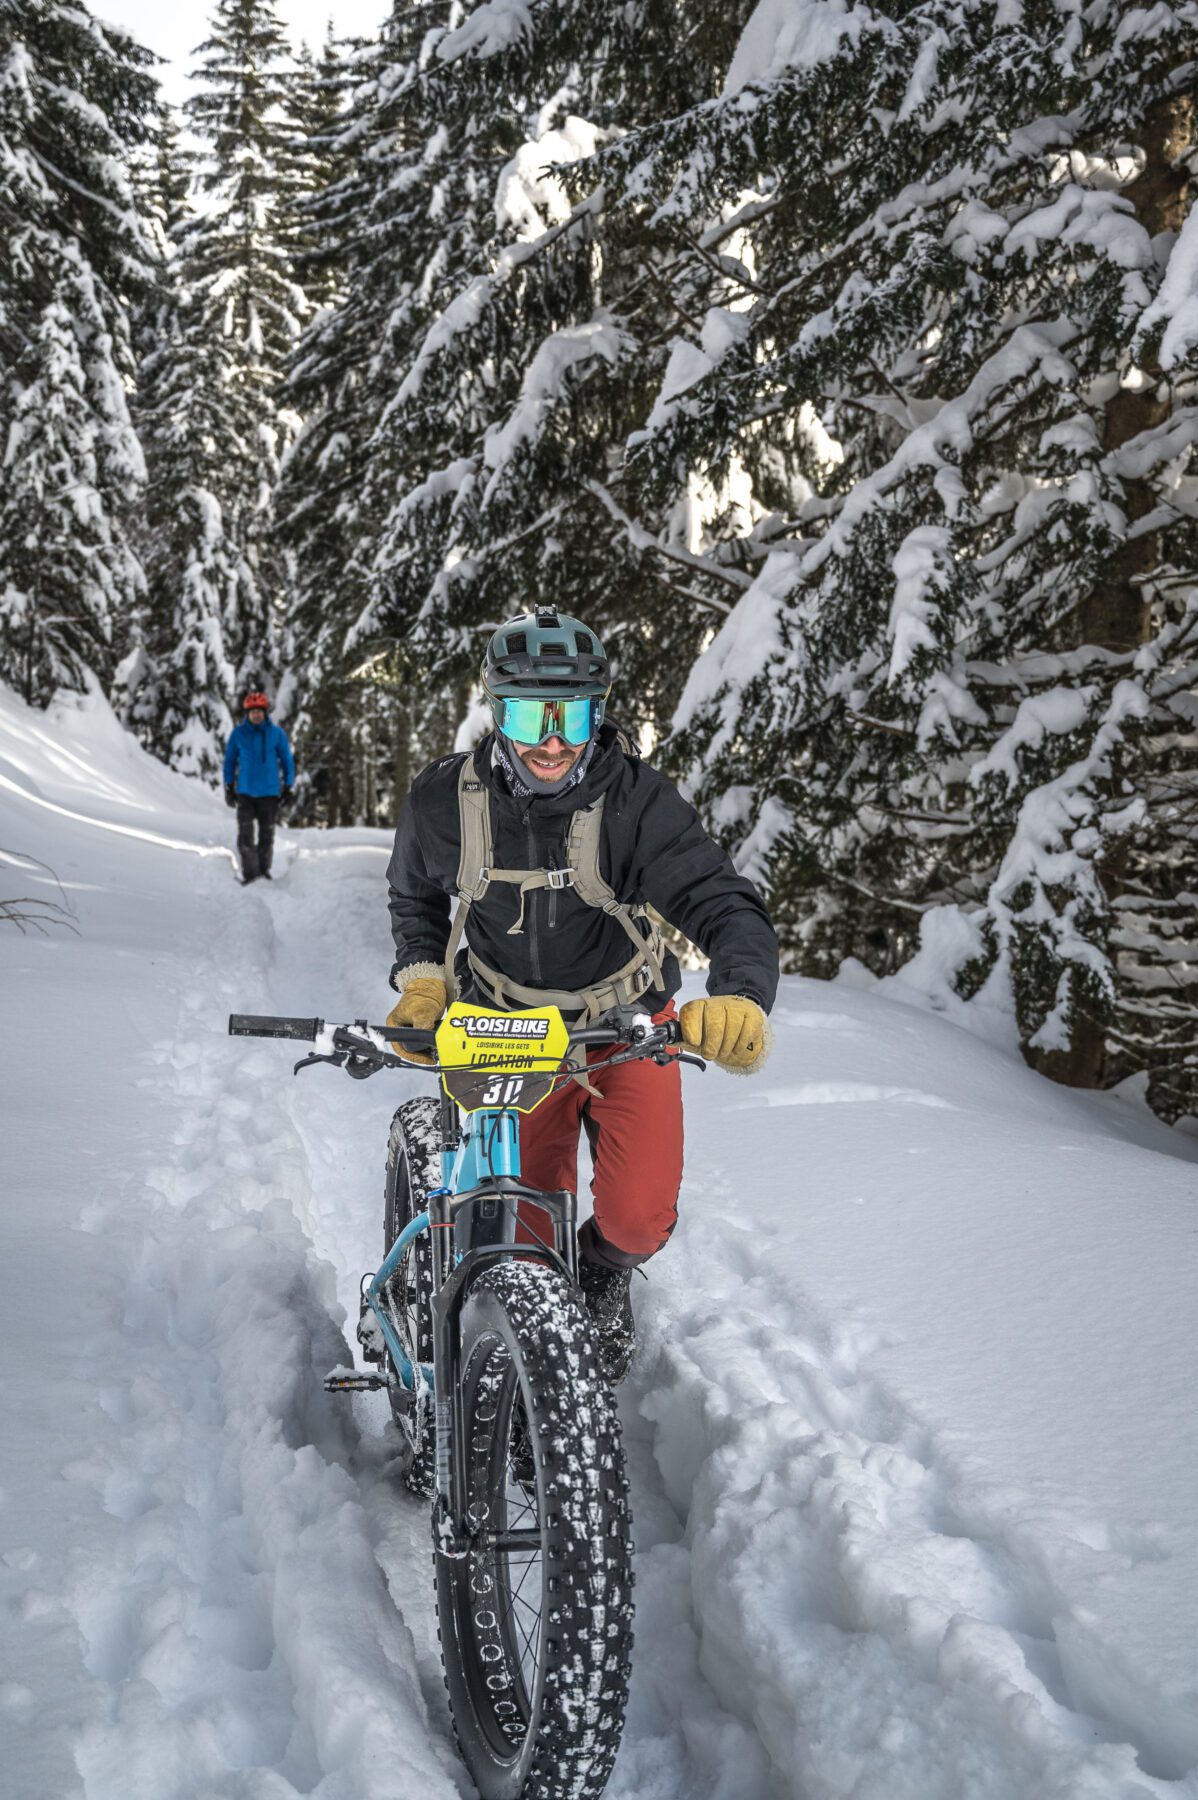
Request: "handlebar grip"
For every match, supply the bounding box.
[228,1014,321,1041]
[376,1025,437,1047]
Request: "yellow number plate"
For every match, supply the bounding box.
[435,1004,570,1114]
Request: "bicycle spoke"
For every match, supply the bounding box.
[504,1587,542,1684]
[510,1553,540,1606]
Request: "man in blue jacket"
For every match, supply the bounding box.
[223,691,296,883]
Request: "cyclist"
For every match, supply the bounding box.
[223,690,295,884]
[385,611,779,1379]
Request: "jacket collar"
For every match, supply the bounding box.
[472,723,628,818]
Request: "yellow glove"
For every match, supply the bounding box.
[679,996,771,1074]
[386,967,447,1066]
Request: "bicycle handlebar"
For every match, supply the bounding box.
[228,1014,321,1041]
[228,1008,687,1072]
[228,1012,681,1053]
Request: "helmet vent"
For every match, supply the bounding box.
[540,641,567,655]
[505,631,527,654]
[575,631,594,654]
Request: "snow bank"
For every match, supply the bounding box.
[636,983,1198,1795]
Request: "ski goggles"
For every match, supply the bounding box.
[488,692,608,747]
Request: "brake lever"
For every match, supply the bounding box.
[294,1051,346,1075]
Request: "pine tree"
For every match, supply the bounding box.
[182,0,306,693]
[0,0,157,703]
[288,26,353,312]
[365,0,759,740]
[278,1,468,822]
[586,0,1198,1111]
[123,118,241,778]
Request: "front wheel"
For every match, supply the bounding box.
[437,1261,633,1800]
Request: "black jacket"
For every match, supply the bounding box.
[386,725,779,1013]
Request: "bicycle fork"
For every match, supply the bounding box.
[427,1177,579,1557]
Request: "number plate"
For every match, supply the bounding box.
[435,1004,570,1114]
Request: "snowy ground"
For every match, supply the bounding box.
[2,685,1196,1800]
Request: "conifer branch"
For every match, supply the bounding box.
[584,480,750,595]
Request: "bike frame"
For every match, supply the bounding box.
[364,1093,578,1554]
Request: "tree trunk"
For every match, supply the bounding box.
[1034,89,1192,1091]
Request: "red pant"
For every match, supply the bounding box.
[518,1020,684,1267]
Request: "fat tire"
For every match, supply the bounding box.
[437,1260,633,1800]
[382,1095,439,1496]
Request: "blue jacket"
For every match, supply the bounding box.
[224,719,295,797]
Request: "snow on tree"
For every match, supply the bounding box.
[288,27,356,314]
[278,2,480,822]
[182,0,308,693]
[0,0,157,704]
[120,118,241,780]
[554,0,1198,1114]
[351,0,759,744]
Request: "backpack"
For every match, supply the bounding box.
[443,757,667,1024]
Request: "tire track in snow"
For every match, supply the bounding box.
[630,1182,1189,1800]
[59,856,463,1799]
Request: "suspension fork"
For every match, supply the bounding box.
[428,1188,579,1556]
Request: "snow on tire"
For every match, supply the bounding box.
[437,1260,633,1800]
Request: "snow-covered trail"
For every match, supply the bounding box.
[3,688,1197,1800]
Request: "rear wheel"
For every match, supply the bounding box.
[437,1260,633,1799]
[382,1096,439,1495]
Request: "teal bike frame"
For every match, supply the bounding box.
[361,1102,525,1391]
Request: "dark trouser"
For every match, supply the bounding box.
[518,1006,683,1268]
[236,795,280,880]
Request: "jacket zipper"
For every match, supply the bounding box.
[525,816,543,984]
[547,842,560,933]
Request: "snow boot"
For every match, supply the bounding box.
[578,1259,636,1385]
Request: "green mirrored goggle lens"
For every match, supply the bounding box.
[496,695,604,746]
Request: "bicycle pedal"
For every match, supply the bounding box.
[324,1366,387,1393]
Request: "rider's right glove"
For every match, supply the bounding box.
[679,995,771,1074]
[224,785,237,809]
[386,963,447,1066]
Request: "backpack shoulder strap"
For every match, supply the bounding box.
[442,757,494,999]
[565,796,616,909]
[455,756,493,901]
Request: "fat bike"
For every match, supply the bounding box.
[228,1001,702,1799]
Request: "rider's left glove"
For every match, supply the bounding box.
[386,963,447,1066]
[679,995,771,1074]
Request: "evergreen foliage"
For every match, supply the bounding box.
[279,2,469,822]
[289,28,354,313]
[123,119,241,777]
[365,0,761,738]
[0,0,157,703]
[587,0,1198,1109]
[181,0,307,692]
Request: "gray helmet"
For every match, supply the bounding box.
[481,610,610,699]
